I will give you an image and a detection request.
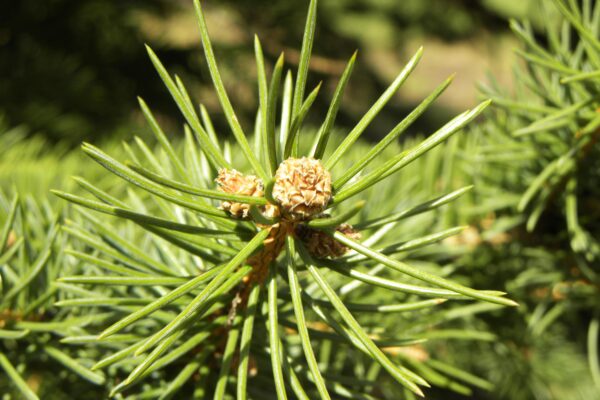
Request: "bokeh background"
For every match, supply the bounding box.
[0,0,546,146]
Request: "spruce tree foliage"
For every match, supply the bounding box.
[0,193,108,399]
[480,0,600,246]
[450,0,600,398]
[48,0,516,398]
[0,119,125,200]
[4,0,600,399]
[0,123,505,399]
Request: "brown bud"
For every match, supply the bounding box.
[6,231,16,249]
[216,169,263,218]
[272,157,331,220]
[297,223,360,259]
